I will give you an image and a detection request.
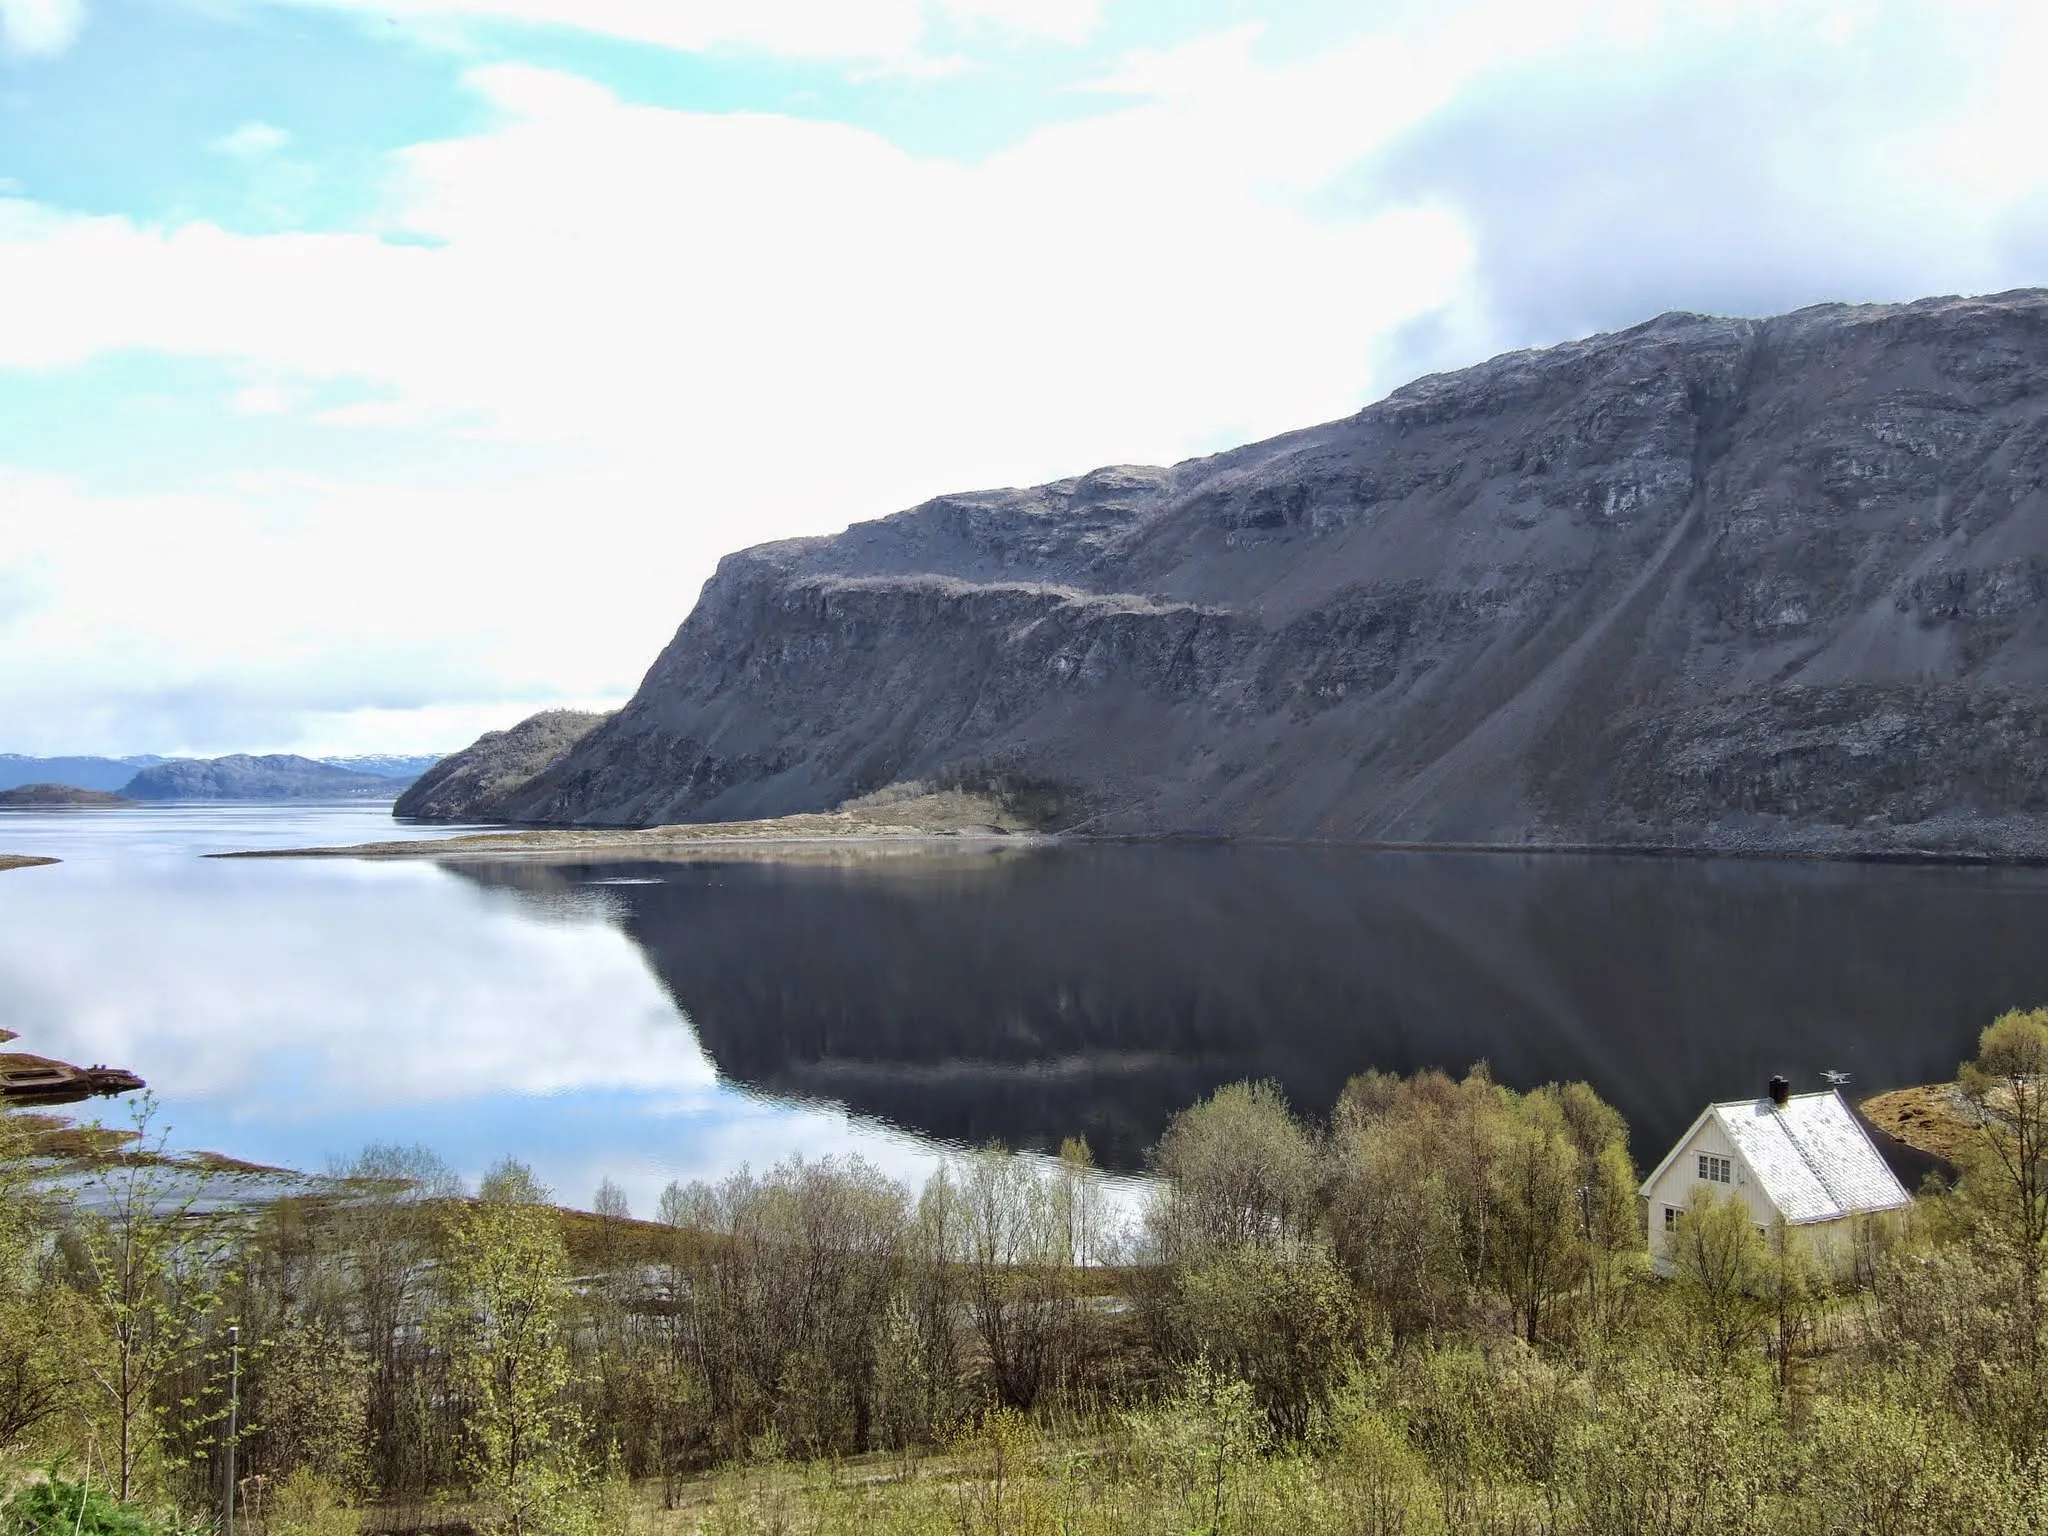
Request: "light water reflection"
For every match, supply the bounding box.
[0,807,991,1216]
[7,807,2048,1208]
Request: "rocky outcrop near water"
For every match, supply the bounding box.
[0,1028,144,1107]
[393,711,611,821]
[122,754,405,801]
[428,291,2048,856]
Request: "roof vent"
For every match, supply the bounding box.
[1768,1075,1790,1107]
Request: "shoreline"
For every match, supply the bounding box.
[1147,832,2048,869]
[0,854,59,871]
[209,823,2048,869]
[216,829,1050,862]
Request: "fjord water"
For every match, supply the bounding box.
[7,806,2048,1207]
[0,806,983,1213]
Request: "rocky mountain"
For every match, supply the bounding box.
[122,755,404,801]
[422,291,2048,856]
[393,711,610,821]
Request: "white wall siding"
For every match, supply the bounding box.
[1644,1119,1779,1269]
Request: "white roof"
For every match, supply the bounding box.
[1642,1090,1912,1225]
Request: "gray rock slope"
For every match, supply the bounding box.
[449,291,2048,854]
[394,711,610,821]
[122,755,402,801]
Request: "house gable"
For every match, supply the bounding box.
[1642,1111,1782,1244]
[1638,1106,1721,1197]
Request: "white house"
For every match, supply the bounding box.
[1640,1078,1912,1276]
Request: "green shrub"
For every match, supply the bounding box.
[2,1467,167,1536]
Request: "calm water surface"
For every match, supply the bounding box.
[7,805,2048,1208]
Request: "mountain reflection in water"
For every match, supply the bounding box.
[449,845,2048,1171]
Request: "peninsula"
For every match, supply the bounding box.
[226,785,1047,862]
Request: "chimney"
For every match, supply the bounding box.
[1768,1076,1790,1107]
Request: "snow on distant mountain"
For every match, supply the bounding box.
[317,754,444,780]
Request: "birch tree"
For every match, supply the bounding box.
[439,1159,581,1536]
[66,1095,235,1502]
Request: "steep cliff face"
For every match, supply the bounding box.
[451,292,2048,853]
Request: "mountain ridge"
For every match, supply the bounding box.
[0,753,439,798]
[122,754,408,802]
[416,291,2048,856]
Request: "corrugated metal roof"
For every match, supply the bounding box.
[1712,1091,1911,1225]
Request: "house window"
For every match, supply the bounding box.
[1696,1153,1731,1185]
[1664,1206,1680,1231]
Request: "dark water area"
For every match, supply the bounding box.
[452,843,2048,1174]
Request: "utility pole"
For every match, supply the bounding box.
[224,1324,241,1536]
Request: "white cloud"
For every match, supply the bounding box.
[1356,0,2048,370]
[0,29,1480,748]
[0,0,84,58]
[0,461,689,753]
[211,121,295,158]
[229,381,301,415]
[6,0,2048,753]
[943,0,1102,45]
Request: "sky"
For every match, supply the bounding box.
[2,0,2046,757]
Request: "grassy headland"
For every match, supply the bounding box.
[215,787,1053,863]
[0,854,57,871]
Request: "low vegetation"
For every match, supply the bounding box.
[6,1012,2048,1534]
[233,784,1049,864]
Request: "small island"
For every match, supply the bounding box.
[0,781,136,809]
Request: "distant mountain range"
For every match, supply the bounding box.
[0,752,443,800]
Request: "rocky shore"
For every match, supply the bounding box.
[0,1028,144,1107]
